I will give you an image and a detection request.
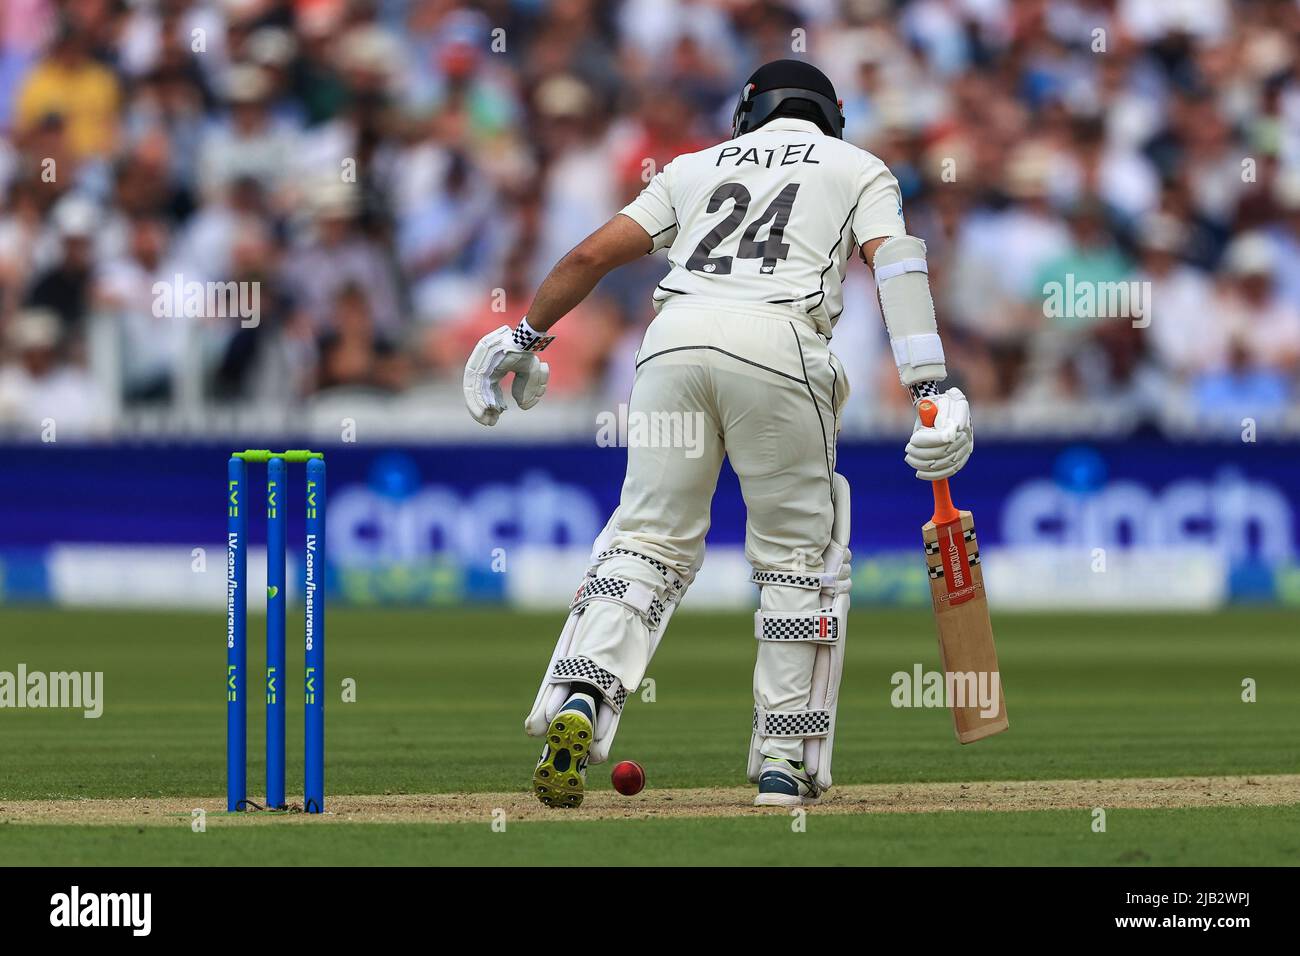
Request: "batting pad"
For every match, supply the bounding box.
[748,473,851,792]
[525,511,700,764]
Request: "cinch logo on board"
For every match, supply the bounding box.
[329,470,601,568]
[49,886,151,936]
[1002,467,1295,565]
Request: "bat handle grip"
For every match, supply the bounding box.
[916,399,961,525]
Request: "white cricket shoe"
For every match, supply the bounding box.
[754,755,821,806]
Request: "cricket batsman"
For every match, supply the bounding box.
[463,60,973,807]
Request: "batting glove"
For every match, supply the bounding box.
[905,386,973,481]
[463,320,553,427]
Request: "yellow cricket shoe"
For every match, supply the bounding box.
[532,706,594,808]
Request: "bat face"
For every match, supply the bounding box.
[923,509,1008,743]
[926,511,980,608]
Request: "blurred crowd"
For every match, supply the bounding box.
[0,0,1297,435]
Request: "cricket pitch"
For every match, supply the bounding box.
[2,774,1296,826]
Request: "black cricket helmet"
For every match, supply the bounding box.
[731,59,844,139]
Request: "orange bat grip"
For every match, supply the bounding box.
[916,399,960,525]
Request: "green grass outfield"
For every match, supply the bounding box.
[0,607,1297,865]
[3,806,1297,866]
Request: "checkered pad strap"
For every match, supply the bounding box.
[550,656,628,713]
[571,576,666,630]
[754,609,839,643]
[595,548,685,595]
[753,706,831,738]
[751,570,823,590]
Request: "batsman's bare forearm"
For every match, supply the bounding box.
[525,214,652,332]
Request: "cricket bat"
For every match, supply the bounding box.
[916,399,1008,744]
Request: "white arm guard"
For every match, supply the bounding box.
[873,235,947,387]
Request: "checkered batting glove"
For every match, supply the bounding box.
[463,323,551,427]
[909,380,940,403]
[511,316,554,352]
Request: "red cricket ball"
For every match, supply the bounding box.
[611,760,646,796]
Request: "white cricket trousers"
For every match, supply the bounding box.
[569,298,847,761]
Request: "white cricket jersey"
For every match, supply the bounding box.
[619,117,906,337]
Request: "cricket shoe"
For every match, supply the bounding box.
[532,697,595,808]
[754,755,821,807]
